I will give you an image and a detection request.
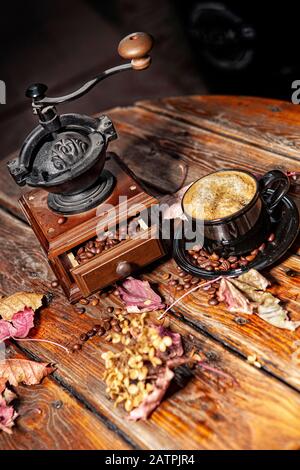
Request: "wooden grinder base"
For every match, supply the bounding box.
[19,153,166,303]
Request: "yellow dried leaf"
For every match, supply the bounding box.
[0,292,43,320]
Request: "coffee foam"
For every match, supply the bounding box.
[183,171,256,220]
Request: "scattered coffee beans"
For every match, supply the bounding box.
[184,232,275,273]
[74,216,144,265]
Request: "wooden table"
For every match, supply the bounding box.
[0,96,300,450]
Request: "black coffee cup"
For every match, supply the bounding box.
[181,169,290,255]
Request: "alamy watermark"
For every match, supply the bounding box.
[95,197,205,250]
[0,80,6,104]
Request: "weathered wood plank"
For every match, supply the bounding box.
[0,345,132,450]
[146,255,300,390]
[138,95,300,161]
[2,102,300,221]
[1,208,300,449]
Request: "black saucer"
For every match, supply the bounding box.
[173,192,299,279]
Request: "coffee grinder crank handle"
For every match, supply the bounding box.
[25,32,154,132]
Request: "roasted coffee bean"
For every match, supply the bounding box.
[80,333,88,342]
[176,285,184,291]
[210,253,219,261]
[97,327,105,336]
[110,318,118,326]
[188,249,195,255]
[286,269,299,277]
[176,265,183,271]
[230,263,238,269]
[103,321,111,331]
[208,297,219,306]
[75,307,85,314]
[92,325,101,333]
[228,256,238,263]
[86,251,94,259]
[206,287,216,295]
[107,306,114,313]
[268,233,275,242]
[168,279,178,286]
[221,260,231,271]
[179,271,186,278]
[87,329,96,338]
[77,247,84,255]
[211,261,220,268]
[91,298,99,306]
[191,277,200,285]
[200,261,212,268]
[115,307,123,315]
[258,242,266,252]
[72,344,82,352]
[51,280,59,288]
[183,275,192,282]
[79,299,89,305]
[184,283,191,290]
[57,216,67,225]
[200,249,207,257]
[245,254,256,262]
[161,272,170,281]
[205,266,214,272]
[192,254,199,260]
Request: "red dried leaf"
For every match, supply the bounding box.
[0,307,35,342]
[118,278,164,312]
[217,278,253,314]
[0,381,18,435]
[0,399,17,434]
[128,367,174,421]
[0,359,55,387]
[157,326,184,358]
[11,307,35,338]
[0,320,16,342]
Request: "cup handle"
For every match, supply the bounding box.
[259,170,290,213]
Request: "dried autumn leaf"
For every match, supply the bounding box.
[0,307,35,342]
[0,292,43,321]
[0,380,18,435]
[118,278,164,312]
[217,278,253,314]
[237,269,270,290]
[0,398,18,434]
[0,359,55,387]
[128,367,175,421]
[218,269,300,330]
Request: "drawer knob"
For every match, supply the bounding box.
[116,261,132,277]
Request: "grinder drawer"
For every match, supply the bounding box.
[71,225,165,296]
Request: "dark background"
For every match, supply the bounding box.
[0,0,298,157]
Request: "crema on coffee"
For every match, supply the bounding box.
[183,170,257,220]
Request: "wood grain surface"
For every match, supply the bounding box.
[0,347,131,450]
[0,96,300,449]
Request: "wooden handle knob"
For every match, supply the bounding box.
[118,32,154,70]
[116,261,132,277]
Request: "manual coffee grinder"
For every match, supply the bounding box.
[7,32,166,302]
